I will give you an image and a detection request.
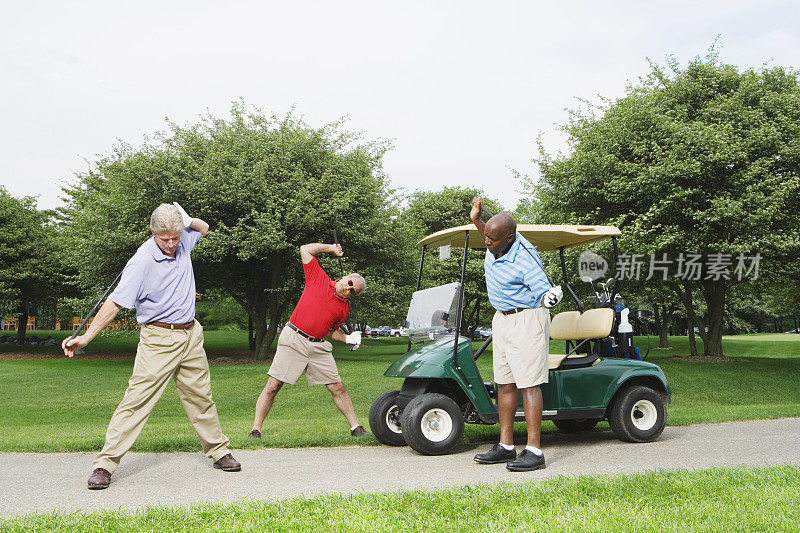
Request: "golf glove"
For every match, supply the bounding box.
[542,285,563,309]
[345,331,362,345]
[173,202,193,228]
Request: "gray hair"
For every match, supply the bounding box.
[150,204,183,234]
[348,273,366,294]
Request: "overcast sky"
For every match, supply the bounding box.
[2,0,798,212]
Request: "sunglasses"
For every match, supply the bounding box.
[346,279,357,296]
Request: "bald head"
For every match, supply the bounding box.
[485,213,517,238]
[482,212,517,258]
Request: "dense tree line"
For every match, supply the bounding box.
[529,49,800,356]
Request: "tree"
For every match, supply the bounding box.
[531,50,800,356]
[0,187,71,342]
[60,103,401,359]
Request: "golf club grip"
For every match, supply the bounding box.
[67,271,123,341]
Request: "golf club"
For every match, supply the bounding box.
[332,229,361,351]
[67,270,124,342]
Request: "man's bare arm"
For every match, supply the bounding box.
[299,243,343,264]
[62,299,123,357]
[470,197,486,238]
[189,218,210,236]
[329,329,346,343]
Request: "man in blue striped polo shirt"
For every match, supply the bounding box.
[470,197,563,472]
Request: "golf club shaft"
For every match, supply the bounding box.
[332,229,345,279]
[332,229,359,340]
[68,270,124,341]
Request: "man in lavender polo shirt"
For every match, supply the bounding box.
[62,203,240,490]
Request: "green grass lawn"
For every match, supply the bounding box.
[0,329,252,353]
[0,332,798,452]
[2,465,798,532]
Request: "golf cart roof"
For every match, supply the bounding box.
[417,224,621,251]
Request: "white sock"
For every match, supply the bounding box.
[351,425,360,431]
[525,445,543,456]
[499,442,515,451]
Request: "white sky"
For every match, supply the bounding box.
[2,0,799,211]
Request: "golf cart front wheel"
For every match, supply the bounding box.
[608,386,667,443]
[368,390,406,446]
[401,393,464,455]
[553,418,601,433]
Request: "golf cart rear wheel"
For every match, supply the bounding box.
[368,390,406,446]
[608,386,667,443]
[401,393,464,455]
[553,418,601,433]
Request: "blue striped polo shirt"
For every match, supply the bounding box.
[484,232,552,311]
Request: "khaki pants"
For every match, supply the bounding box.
[268,325,341,385]
[492,307,551,388]
[93,320,231,473]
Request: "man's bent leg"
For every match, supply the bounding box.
[173,323,231,462]
[326,381,359,428]
[520,385,543,448]
[252,376,284,432]
[92,327,182,474]
[498,382,518,446]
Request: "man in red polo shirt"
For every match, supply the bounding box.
[249,242,370,438]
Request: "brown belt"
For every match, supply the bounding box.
[147,321,194,330]
[288,322,324,342]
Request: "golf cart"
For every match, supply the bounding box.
[368,224,670,455]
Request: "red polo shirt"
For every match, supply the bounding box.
[289,257,350,339]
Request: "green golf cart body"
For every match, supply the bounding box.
[369,224,671,455]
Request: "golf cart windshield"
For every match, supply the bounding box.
[405,282,461,344]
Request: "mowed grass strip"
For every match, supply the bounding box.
[0,333,798,452]
[2,466,799,532]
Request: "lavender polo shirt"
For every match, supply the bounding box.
[109,228,202,324]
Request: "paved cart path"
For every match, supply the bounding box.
[1,418,798,518]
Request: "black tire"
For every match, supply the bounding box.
[553,418,601,433]
[608,386,667,443]
[368,390,406,446]
[400,393,464,455]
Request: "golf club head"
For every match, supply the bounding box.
[350,344,360,351]
[606,278,616,289]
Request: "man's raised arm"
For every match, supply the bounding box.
[299,243,343,264]
[470,197,486,238]
[189,218,209,236]
[173,202,209,236]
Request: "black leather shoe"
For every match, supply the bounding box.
[87,468,111,489]
[506,449,545,471]
[213,453,241,472]
[350,425,372,437]
[474,443,517,464]
[248,429,261,439]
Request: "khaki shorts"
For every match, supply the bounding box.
[491,307,550,388]
[268,324,341,385]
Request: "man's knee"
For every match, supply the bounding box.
[264,377,284,396]
[326,381,346,395]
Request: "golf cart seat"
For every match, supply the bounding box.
[548,308,614,369]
